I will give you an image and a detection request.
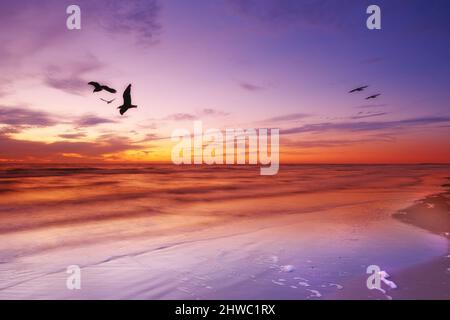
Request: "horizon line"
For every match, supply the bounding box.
[1,161,450,166]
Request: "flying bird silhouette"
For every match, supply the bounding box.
[118,84,138,115]
[349,85,368,93]
[100,98,116,104]
[366,94,381,100]
[88,82,117,93]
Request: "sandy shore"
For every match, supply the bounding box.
[333,179,450,300]
[389,178,450,299]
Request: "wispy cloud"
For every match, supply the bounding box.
[0,126,22,135]
[74,115,117,128]
[350,112,388,120]
[0,2,80,97]
[0,106,57,127]
[284,135,394,149]
[355,104,388,109]
[138,133,169,143]
[0,105,120,134]
[200,108,230,117]
[163,113,198,121]
[58,133,87,140]
[44,55,104,95]
[0,133,143,161]
[261,113,310,123]
[283,116,450,135]
[96,0,161,43]
[240,82,265,92]
[0,0,161,97]
[0,1,162,45]
[45,77,89,96]
[142,133,160,141]
[161,109,230,122]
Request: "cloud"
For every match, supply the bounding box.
[94,0,162,43]
[262,113,310,123]
[44,77,89,96]
[163,113,198,121]
[142,133,160,141]
[138,133,169,143]
[161,109,230,122]
[350,112,388,120]
[156,109,230,125]
[0,106,57,127]
[240,82,265,92]
[74,114,117,127]
[282,116,450,135]
[200,108,230,117]
[0,133,142,161]
[44,55,104,95]
[0,1,161,96]
[355,104,388,109]
[0,126,22,135]
[0,1,162,44]
[284,136,394,149]
[58,133,87,140]
[0,2,66,64]
[0,2,77,95]
[0,106,120,134]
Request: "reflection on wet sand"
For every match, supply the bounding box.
[0,164,448,299]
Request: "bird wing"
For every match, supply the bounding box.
[102,86,117,94]
[88,81,100,89]
[118,106,127,115]
[123,84,132,105]
[349,86,366,93]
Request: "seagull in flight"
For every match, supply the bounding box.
[100,98,116,104]
[88,82,117,94]
[366,94,381,100]
[118,84,138,115]
[349,85,369,93]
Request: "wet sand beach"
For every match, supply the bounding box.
[333,178,450,300]
[389,180,450,299]
[0,164,448,299]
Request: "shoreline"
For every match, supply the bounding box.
[332,178,450,300]
[389,178,450,299]
[392,178,450,239]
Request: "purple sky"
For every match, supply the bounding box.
[1,0,450,163]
